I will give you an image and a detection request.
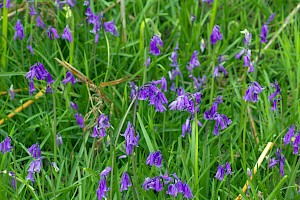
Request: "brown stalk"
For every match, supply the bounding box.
[235,142,274,200]
[0,88,45,125]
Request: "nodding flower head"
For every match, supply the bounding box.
[104,21,119,36]
[149,34,163,56]
[62,25,73,42]
[0,137,13,154]
[260,24,268,43]
[120,172,132,192]
[146,150,162,168]
[14,20,24,41]
[210,25,222,45]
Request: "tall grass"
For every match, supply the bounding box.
[1,1,300,199]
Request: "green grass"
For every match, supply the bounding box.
[1,0,300,199]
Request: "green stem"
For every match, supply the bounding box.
[193,114,199,189]
[1,0,8,69]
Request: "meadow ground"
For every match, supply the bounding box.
[1,0,300,199]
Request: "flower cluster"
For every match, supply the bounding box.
[143,173,193,199]
[0,136,12,154]
[26,143,43,182]
[169,88,202,136]
[25,62,54,95]
[92,114,110,138]
[97,166,111,199]
[203,96,231,135]
[235,29,254,72]
[269,148,285,176]
[215,162,232,181]
[243,81,264,102]
[283,125,300,154]
[130,77,168,112]
[121,122,139,155]
[85,6,118,43]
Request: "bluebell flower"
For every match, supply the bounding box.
[62,71,77,85]
[269,148,285,176]
[204,96,223,120]
[168,67,182,81]
[27,158,42,182]
[213,113,231,135]
[210,25,222,45]
[283,125,295,146]
[28,143,41,158]
[5,0,12,8]
[202,0,214,4]
[215,162,232,181]
[129,81,138,100]
[137,79,168,112]
[243,50,254,72]
[186,50,200,72]
[121,122,139,155]
[260,24,268,43]
[191,75,206,90]
[268,80,281,111]
[47,26,60,40]
[267,13,276,24]
[142,176,163,192]
[29,6,37,16]
[14,20,24,41]
[182,117,191,137]
[29,81,36,95]
[75,113,84,128]
[100,166,112,178]
[62,25,72,42]
[27,45,34,55]
[0,136,12,154]
[182,183,193,199]
[149,34,163,56]
[36,16,46,29]
[9,171,16,189]
[120,172,131,192]
[145,57,151,67]
[70,102,78,111]
[293,133,300,155]
[243,81,264,102]
[104,21,119,36]
[213,55,228,77]
[169,51,179,67]
[97,179,109,199]
[243,31,252,46]
[146,150,162,168]
[92,114,110,138]
[166,184,178,197]
[235,49,245,60]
